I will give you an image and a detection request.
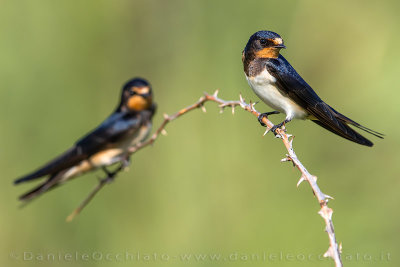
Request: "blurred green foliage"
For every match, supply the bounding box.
[1,0,399,266]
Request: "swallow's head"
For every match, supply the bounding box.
[120,78,153,112]
[243,31,286,60]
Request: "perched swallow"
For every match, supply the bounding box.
[14,77,156,201]
[242,30,383,146]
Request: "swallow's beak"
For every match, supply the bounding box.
[141,93,151,99]
[275,44,286,49]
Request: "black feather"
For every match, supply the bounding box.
[14,111,144,185]
[14,147,84,184]
[18,173,62,201]
[265,55,383,146]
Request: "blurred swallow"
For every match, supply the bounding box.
[242,30,383,146]
[14,77,156,201]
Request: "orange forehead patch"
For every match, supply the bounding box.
[132,86,150,95]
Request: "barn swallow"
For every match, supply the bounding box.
[242,30,383,146]
[14,77,156,201]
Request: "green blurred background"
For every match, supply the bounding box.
[1,0,399,266]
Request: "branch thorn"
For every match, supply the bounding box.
[297,175,306,187]
[323,247,334,258]
[239,93,244,103]
[213,89,219,97]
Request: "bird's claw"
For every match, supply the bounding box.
[271,125,282,136]
[257,111,280,127]
[101,166,118,181]
[270,125,279,135]
[270,121,287,136]
[102,166,113,177]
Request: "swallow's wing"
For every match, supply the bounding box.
[14,147,86,184]
[265,55,374,146]
[76,112,143,155]
[14,112,143,184]
[265,55,323,109]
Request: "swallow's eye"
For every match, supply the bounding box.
[129,90,136,95]
[260,39,268,45]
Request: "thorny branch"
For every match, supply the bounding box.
[66,164,126,222]
[67,90,343,267]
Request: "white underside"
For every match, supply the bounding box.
[246,69,308,120]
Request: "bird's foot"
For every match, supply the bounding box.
[270,124,283,136]
[270,119,291,136]
[257,111,280,127]
[102,166,112,177]
[101,167,118,183]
